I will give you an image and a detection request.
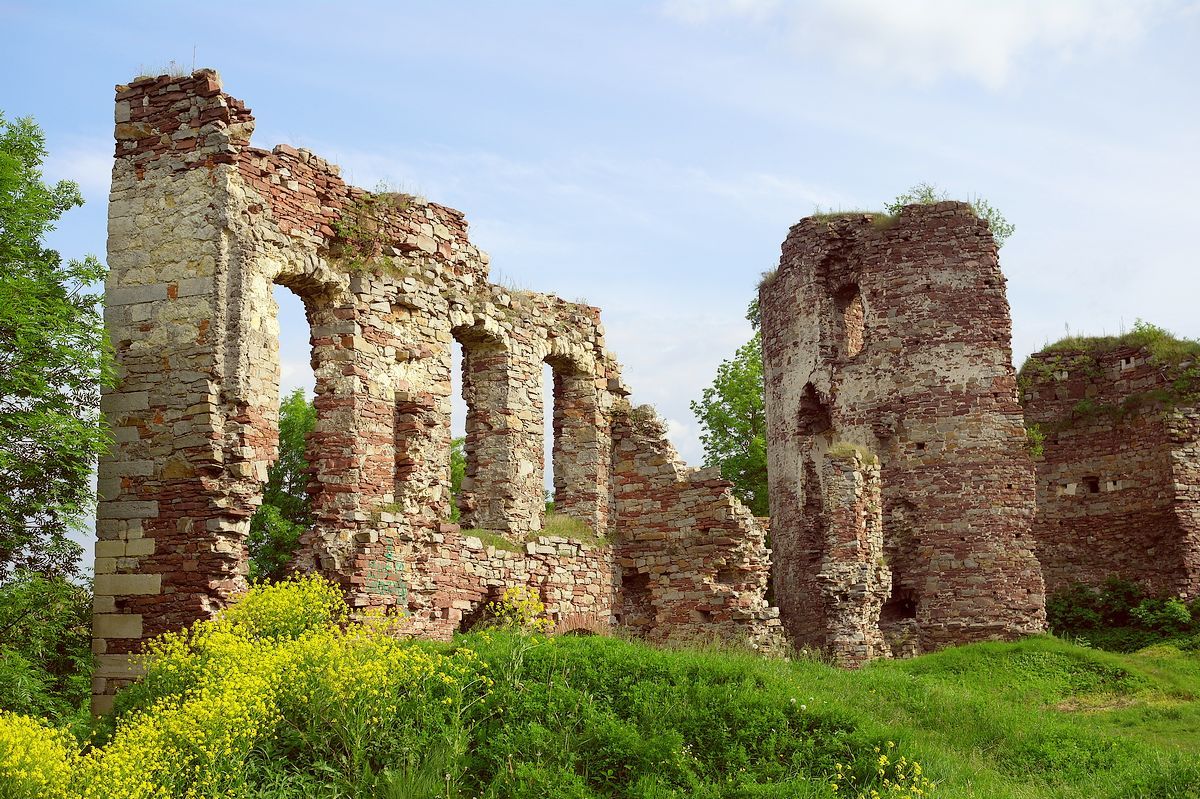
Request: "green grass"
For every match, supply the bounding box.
[462,513,607,552]
[827,441,878,463]
[19,578,1200,798]
[1020,321,1200,386]
[447,632,1200,798]
[542,512,606,545]
[1018,322,1200,429]
[461,528,526,553]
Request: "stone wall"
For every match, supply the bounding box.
[92,69,778,710]
[760,203,1046,659]
[1021,346,1200,599]
[611,406,783,650]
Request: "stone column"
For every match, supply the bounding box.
[548,364,610,533]
[458,340,544,534]
[818,450,891,666]
[93,70,263,712]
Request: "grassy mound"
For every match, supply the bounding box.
[2,578,1199,798]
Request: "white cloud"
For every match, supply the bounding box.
[43,138,112,203]
[663,0,1175,88]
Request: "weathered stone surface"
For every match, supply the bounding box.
[761,205,1046,659]
[1022,346,1200,599]
[92,69,781,711]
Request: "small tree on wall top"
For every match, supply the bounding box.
[885,182,1015,248]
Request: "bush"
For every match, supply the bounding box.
[1131,599,1192,635]
[0,573,91,722]
[1048,578,1199,652]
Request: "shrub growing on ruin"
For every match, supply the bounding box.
[1048,578,1200,652]
[885,182,1015,247]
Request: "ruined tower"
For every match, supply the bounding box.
[92,70,779,711]
[760,202,1046,659]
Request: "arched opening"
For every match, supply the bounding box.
[618,569,653,633]
[833,284,865,359]
[449,339,467,522]
[880,498,920,635]
[246,284,318,583]
[797,383,832,437]
[542,361,556,524]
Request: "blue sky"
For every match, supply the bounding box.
[4,0,1200,473]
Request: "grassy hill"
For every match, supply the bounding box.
[2,578,1198,798]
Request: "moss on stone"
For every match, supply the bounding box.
[827,441,877,464]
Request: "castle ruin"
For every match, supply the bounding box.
[91,70,780,711]
[760,205,1047,660]
[1021,345,1200,599]
[92,69,1200,709]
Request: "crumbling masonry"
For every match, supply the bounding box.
[1021,347,1200,600]
[91,70,780,711]
[760,205,1046,661]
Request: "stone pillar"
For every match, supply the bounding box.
[93,71,263,712]
[548,363,610,533]
[818,450,891,666]
[458,340,544,534]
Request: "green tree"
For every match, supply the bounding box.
[450,436,465,521]
[0,572,91,721]
[0,112,113,580]
[690,302,768,516]
[247,389,315,582]
[886,181,1015,248]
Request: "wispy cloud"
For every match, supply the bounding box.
[662,0,1177,88]
[43,138,111,203]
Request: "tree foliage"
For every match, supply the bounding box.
[885,181,1015,248]
[0,112,113,580]
[247,389,315,582]
[450,436,465,522]
[0,572,91,721]
[690,302,768,516]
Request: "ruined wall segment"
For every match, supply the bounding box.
[761,203,1046,658]
[95,71,264,710]
[1021,345,1200,599]
[94,69,779,709]
[611,406,783,650]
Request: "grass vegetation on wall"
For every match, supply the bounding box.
[1018,321,1200,429]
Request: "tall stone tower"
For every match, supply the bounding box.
[760,202,1045,658]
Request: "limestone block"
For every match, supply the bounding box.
[94,614,144,639]
[94,573,162,596]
